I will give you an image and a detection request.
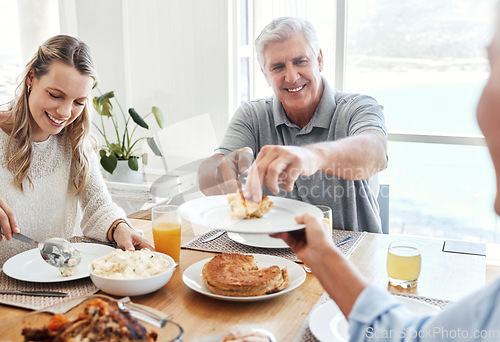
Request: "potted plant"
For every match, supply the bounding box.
[92,88,164,183]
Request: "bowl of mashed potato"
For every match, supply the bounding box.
[89,249,175,296]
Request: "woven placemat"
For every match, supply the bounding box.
[0,271,98,311]
[182,229,367,262]
[294,291,452,342]
[0,236,105,311]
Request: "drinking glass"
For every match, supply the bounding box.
[152,205,182,265]
[386,240,422,288]
[315,205,333,238]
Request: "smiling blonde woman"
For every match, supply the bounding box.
[0,35,152,265]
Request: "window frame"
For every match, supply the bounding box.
[241,0,487,146]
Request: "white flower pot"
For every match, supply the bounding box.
[106,158,144,184]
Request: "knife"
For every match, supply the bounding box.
[0,290,68,297]
[200,230,226,243]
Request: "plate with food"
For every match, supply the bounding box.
[2,243,116,283]
[182,253,306,302]
[0,294,183,342]
[178,195,322,234]
[309,296,440,342]
[227,232,290,249]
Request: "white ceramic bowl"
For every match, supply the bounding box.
[88,252,175,296]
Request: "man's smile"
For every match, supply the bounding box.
[285,84,305,93]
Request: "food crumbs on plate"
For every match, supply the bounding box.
[58,266,78,277]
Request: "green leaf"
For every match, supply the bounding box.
[92,97,101,114]
[128,108,149,129]
[152,106,164,129]
[97,91,115,102]
[101,154,118,174]
[146,137,162,156]
[99,149,107,158]
[94,92,114,117]
[128,157,139,171]
[93,97,113,117]
[142,153,148,165]
[100,98,113,117]
[109,143,122,156]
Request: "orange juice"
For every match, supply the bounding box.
[322,218,333,237]
[153,222,182,263]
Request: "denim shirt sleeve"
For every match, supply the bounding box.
[347,279,500,342]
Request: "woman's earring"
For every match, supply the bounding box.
[27,85,31,93]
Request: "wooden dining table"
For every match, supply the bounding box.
[0,210,487,341]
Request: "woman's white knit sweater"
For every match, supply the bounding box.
[0,129,127,265]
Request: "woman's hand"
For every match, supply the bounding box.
[113,223,154,251]
[0,198,20,242]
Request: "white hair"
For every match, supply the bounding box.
[255,17,320,68]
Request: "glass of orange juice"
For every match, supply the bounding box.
[387,240,422,288]
[152,205,182,265]
[315,205,333,238]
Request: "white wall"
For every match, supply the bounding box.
[17,0,60,63]
[59,0,234,170]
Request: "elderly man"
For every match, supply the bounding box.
[198,17,387,233]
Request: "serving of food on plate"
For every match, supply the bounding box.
[0,295,185,342]
[227,192,274,220]
[178,195,322,234]
[22,298,158,342]
[2,243,116,283]
[202,253,289,297]
[182,253,306,302]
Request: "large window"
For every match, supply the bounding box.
[346,0,498,242]
[244,0,499,242]
[0,0,21,104]
[0,0,60,104]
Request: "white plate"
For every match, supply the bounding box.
[178,195,322,234]
[309,296,440,342]
[3,243,116,283]
[182,254,306,302]
[227,232,289,249]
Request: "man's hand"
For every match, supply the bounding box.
[244,145,320,202]
[198,147,254,196]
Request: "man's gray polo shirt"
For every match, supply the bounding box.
[216,78,386,233]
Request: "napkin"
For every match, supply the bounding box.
[442,240,486,256]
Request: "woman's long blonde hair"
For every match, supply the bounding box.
[2,35,97,194]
